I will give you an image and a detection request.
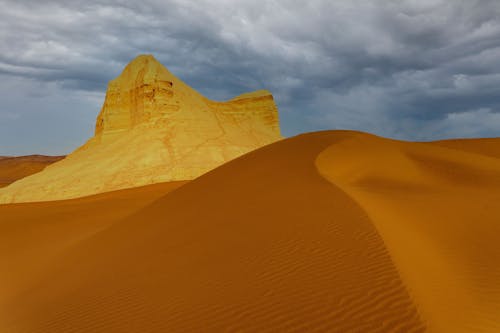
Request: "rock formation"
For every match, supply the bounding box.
[0,55,281,203]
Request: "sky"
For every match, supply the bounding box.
[1,0,500,155]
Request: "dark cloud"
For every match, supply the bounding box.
[1,0,500,154]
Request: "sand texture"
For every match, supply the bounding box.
[1,131,500,332]
[0,55,281,203]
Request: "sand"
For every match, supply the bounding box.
[316,131,500,332]
[0,181,187,322]
[0,155,64,188]
[1,130,500,332]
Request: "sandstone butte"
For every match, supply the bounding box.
[0,55,282,203]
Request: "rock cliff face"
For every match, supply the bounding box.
[0,55,281,203]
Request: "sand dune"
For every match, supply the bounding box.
[1,131,500,332]
[0,155,64,188]
[0,181,186,320]
[433,137,500,159]
[316,131,500,332]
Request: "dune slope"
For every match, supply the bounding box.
[0,181,186,315]
[0,131,424,332]
[2,130,500,332]
[316,131,500,332]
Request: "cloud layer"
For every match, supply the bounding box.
[1,0,500,154]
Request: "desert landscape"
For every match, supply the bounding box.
[2,1,500,332]
[1,55,500,332]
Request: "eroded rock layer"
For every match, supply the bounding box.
[0,55,281,203]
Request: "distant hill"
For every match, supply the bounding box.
[0,155,65,188]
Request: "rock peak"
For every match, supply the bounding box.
[123,54,167,72]
[132,53,156,60]
[0,55,282,203]
[95,54,179,137]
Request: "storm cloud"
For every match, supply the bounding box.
[1,0,500,154]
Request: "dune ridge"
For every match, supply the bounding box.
[316,131,500,332]
[1,131,500,331]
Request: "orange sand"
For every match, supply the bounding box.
[0,155,64,187]
[1,131,500,332]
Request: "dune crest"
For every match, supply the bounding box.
[316,131,500,332]
[0,55,281,203]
